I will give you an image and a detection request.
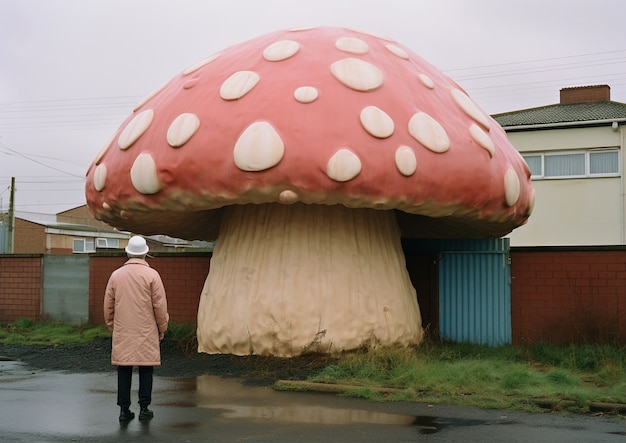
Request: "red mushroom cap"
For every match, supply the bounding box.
[85,26,534,240]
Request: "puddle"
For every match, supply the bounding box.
[162,375,493,434]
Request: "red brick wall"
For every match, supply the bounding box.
[0,255,42,321]
[4,250,626,346]
[89,254,210,325]
[511,249,626,345]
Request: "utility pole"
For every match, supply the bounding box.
[7,177,15,253]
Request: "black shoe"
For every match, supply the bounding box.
[119,407,135,422]
[139,407,154,421]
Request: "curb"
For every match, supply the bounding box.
[274,380,406,395]
[531,398,626,414]
[275,382,626,415]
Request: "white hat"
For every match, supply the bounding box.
[125,236,149,256]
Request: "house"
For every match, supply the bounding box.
[11,207,129,254]
[5,205,213,254]
[493,85,626,246]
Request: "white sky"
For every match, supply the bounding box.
[1,0,625,214]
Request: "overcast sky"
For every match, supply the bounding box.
[1,0,625,214]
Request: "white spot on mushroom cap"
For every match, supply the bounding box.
[130,153,161,195]
[220,71,260,100]
[335,37,369,54]
[408,112,450,153]
[294,86,319,103]
[418,73,434,89]
[386,44,409,59]
[279,190,299,204]
[167,113,200,148]
[183,54,220,75]
[451,89,491,130]
[93,164,107,191]
[395,146,417,176]
[327,149,362,182]
[263,40,300,61]
[469,123,495,157]
[347,28,394,41]
[504,168,521,206]
[234,121,284,171]
[330,58,384,92]
[102,202,111,211]
[360,106,394,138]
[134,85,166,111]
[288,26,317,32]
[118,110,154,150]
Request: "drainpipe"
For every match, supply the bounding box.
[500,118,626,131]
[7,177,15,254]
[621,126,626,244]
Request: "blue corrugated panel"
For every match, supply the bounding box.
[438,239,511,346]
[0,221,7,253]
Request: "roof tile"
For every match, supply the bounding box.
[492,101,626,127]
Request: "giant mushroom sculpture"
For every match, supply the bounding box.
[85,27,534,357]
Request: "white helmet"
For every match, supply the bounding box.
[125,236,149,256]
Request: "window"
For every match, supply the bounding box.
[545,152,585,177]
[522,149,619,179]
[96,238,119,249]
[589,150,619,175]
[523,155,542,177]
[73,238,95,253]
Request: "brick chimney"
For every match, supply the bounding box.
[560,85,611,104]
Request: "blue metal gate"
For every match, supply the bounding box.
[402,238,512,346]
[438,239,511,346]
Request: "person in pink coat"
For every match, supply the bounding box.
[104,236,169,422]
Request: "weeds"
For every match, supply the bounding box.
[308,339,626,413]
[164,321,198,355]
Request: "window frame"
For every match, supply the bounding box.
[522,148,620,180]
[96,237,119,249]
[73,237,95,253]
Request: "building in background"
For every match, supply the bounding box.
[9,206,129,254]
[494,85,626,246]
[2,205,213,254]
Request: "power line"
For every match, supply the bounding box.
[0,142,83,178]
[443,49,626,72]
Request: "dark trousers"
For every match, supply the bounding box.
[117,365,154,408]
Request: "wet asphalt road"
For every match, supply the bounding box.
[1,359,625,443]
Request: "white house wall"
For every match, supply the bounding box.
[505,125,625,246]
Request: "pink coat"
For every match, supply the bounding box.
[104,258,169,366]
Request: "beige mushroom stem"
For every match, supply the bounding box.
[196,203,424,357]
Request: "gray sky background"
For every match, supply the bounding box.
[1,0,625,214]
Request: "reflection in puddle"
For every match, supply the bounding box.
[193,375,413,425]
[212,403,416,425]
[173,375,489,434]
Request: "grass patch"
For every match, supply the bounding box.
[0,320,198,346]
[307,340,626,413]
[0,319,111,345]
